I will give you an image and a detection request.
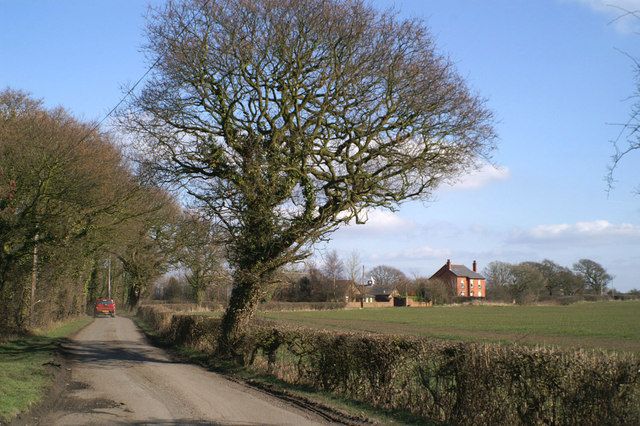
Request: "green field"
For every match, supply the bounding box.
[262,301,640,352]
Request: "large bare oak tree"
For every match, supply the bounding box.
[124,0,496,351]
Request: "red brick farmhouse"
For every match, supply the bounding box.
[430,259,486,298]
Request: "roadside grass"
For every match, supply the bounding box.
[262,300,640,352]
[0,316,93,423]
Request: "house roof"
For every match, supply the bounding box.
[449,264,485,279]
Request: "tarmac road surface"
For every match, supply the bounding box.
[40,316,328,425]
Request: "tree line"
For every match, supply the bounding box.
[0,89,229,333]
[482,259,617,304]
[262,250,624,306]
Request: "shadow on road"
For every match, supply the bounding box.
[60,340,176,366]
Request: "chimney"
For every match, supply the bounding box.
[446,259,451,270]
[472,260,477,272]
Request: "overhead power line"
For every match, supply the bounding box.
[76,0,211,145]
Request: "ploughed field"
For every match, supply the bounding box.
[261,301,640,353]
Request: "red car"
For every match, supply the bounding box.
[94,298,116,317]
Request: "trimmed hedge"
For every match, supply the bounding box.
[137,305,640,425]
[258,301,347,311]
[141,301,224,311]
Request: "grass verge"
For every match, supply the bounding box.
[0,316,93,423]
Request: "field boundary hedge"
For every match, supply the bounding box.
[258,301,347,311]
[137,305,640,425]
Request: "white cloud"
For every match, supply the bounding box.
[386,245,452,260]
[511,220,640,244]
[445,163,510,191]
[342,209,415,234]
[567,0,640,32]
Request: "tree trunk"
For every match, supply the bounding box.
[216,164,283,356]
[217,269,266,357]
[127,284,140,308]
[85,265,98,314]
[194,287,205,306]
[16,277,30,330]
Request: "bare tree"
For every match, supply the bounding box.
[607,8,640,194]
[530,259,585,297]
[321,249,344,301]
[125,0,495,350]
[368,265,408,290]
[483,261,515,288]
[573,259,612,295]
[482,261,514,301]
[345,250,362,284]
[510,263,546,304]
[173,212,228,305]
[322,250,344,281]
[556,269,585,296]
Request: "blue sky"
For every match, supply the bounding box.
[1,0,639,290]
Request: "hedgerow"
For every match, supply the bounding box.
[137,305,640,425]
[258,301,347,311]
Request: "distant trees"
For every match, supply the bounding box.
[535,260,567,296]
[412,277,453,305]
[154,275,190,302]
[510,263,546,304]
[368,265,408,289]
[528,259,587,297]
[322,250,345,282]
[272,259,419,303]
[556,269,585,297]
[573,259,612,295]
[345,250,362,285]
[482,258,611,304]
[271,254,421,303]
[321,250,345,301]
[173,212,228,305]
[483,261,515,301]
[267,255,614,306]
[126,0,496,350]
[110,189,178,307]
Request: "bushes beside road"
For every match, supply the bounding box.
[138,305,640,425]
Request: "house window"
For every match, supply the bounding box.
[460,292,465,296]
[478,283,482,289]
[460,283,464,288]
[470,291,474,297]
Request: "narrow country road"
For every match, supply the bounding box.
[40,316,328,425]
